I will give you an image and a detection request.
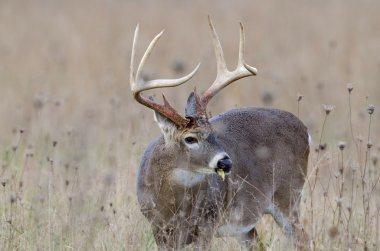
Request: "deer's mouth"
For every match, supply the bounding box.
[193,167,230,181]
[190,153,233,180]
[214,156,232,181]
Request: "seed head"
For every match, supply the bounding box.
[347,84,353,93]
[339,167,343,175]
[297,94,303,102]
[372,156,378,166]
[10,193,17,204]
[346,206,352,213]
[367,141,373,149]
[351,164,358,173]
[261,91,274,106]
[338,141,346,151]
[335,197,343,207]
[322,104,334,115]
[367,104,375,115]
[328,225,339,239]
[33,91,48,110]
[357,135,363,143]
[26,152,34,158]
[172,59,185,74]
[319,143,327,151]
[141,72,151,82]
[1,178,7,187]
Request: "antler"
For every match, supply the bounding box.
[130,24,201,128]
[201,17,257,107]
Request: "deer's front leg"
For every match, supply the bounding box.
[193,229,214,251]
[191,190,221,250]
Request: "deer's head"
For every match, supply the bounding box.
[130,17,257,180]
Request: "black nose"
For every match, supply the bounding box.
[217,156,232,173]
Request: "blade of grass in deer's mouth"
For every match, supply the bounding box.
[217,169,225,181]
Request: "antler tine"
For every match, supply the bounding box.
[237,22,244,66]
[208,16,227,77]
[130,24,201,128]
[239,22,258,75]
[130,24,139,89]
[135,29,165,90]
[131,26,201,93]
[201,18,258,106]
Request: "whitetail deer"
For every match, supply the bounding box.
[130,18,310,250]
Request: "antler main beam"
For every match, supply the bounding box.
[130,24,200,128]
[201,17,257,106]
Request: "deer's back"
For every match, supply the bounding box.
[210,107,309,159]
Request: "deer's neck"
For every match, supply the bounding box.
[171,169,207,188]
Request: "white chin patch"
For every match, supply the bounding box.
[208,152,228,168]
[171,169,206,188]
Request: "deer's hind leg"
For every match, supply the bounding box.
[239,227,266,251]
[267,190,309,251]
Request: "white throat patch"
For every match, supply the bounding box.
[171,169,206,188]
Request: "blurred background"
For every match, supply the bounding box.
[0,0,379,250]
[1,0,379,142]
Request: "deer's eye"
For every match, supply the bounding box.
[184,136,198,144]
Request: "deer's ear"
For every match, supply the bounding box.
[154,111,177,136]
[185,90,205,118]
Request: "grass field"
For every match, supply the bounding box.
[0,0,379,250]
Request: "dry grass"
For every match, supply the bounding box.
[0,0,379,250]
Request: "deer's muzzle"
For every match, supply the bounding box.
[215,156,232,180]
